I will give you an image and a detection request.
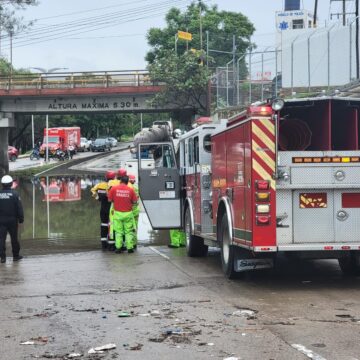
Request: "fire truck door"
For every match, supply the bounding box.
[138,143,181,229]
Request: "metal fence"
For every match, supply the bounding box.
[211,49,279,109]
[212,19,360,109]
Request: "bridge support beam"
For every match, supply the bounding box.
[0,113,15,177]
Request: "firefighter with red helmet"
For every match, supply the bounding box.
[91,170,116,250]
[129,174,139,249]
[108,175,138,253]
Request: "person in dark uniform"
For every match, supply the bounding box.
[91,171,116,250]
[0,175,24,263]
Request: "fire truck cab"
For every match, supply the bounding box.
[138,98,360,278]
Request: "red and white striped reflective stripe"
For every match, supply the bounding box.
[251,118,276,190]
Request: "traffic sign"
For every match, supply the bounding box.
[177,31,192,41]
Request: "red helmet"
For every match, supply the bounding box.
[117,168,127,177]
[128,174,136,182]
[105,170,116,180]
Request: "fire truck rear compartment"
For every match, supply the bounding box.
[276,99,360,253]
[276,154,360,251]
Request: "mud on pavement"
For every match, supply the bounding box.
[0,249,307,360]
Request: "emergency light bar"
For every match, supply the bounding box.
[293,157,360,164]
[248,105,272,116]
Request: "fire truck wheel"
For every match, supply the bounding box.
[185,207,208,257]
[220,213,237,279]
[338,252,360,276]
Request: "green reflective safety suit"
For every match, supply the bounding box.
[108,204,115,246]
[107,179,120,248]
[132,184,140,247]
[113,211,136,250]
[170,229,186,247]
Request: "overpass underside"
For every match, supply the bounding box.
[0,71,198,175]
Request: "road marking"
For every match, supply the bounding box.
[292,344,327,360]
[149,246,170,260]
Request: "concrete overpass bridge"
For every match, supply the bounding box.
[0,70,195,175]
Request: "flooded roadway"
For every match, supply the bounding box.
[16,174,169,257]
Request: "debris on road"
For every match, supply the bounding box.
[66,353,82,358]
[118,311,131,317]
[18,311,58,319]
[263,320,296,326]
[21,336,49,345]
[70,308,98,313]
[163,327,184,335]
[149,325,201,345]
[124,343,143,351]
[231,309,257,319]
[88,343,116,354]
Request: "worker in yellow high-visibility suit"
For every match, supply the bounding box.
[91,170,116,250]
[128,174,139,249]
[169,229,186,248]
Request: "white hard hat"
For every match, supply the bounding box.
[1,175,13,184]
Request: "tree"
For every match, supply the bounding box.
[146,2,255,68]
[148,50,211,115]
[0,0,37,58]
[146,2,255,114]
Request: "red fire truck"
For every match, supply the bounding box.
[138,97,360,278]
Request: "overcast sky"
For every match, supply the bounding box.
[3,0,346,72]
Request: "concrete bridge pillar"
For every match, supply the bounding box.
[0,113,15,177]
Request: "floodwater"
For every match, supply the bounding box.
[15,175,169,256]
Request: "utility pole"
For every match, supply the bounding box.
[356,0,359,79]
[343,0,346,25]
[314,0,318,27]
[330,0,355,25]
[198,0,203,50]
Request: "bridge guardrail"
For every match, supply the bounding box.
[0,70,159,91]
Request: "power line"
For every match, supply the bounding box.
[4,7,196,50]
[32,0,152,22]
[3,0,186,42]
[2,0,194,48]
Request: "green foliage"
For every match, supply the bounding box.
[146,2,255,68]
[148,50,211,114]
[0,0,37,35]
[0,58,30,75]
[146,2,255,114]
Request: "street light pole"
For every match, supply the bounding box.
[30,67,68,73]
[45,114,49,163]
[198,0,203,50]
[31,115,34,149]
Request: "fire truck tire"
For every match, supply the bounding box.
[338,252,360,276]
[220,213,237,279]
[185,208,208,257]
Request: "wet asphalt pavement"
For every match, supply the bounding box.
[1,146,360,359]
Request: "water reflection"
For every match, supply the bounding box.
[16,175,169,256]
